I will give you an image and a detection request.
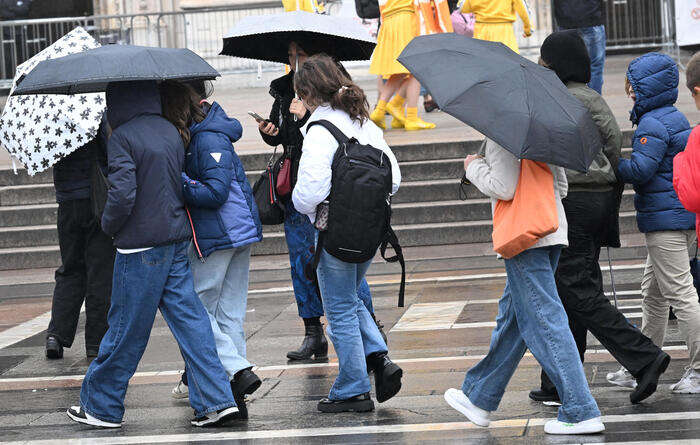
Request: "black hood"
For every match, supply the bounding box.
[540,30,591,85]
[106,80,162,130]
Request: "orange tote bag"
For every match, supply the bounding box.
[492,160,559,259]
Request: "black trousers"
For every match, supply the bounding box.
[47,199,115,350]
[541,191,661,394]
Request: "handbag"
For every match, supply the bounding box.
[690,243,700,302]
[276,147,293,198]
[492,160,559,259]
[451,11,475,36]
[252,148,285,225]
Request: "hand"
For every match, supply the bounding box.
[289,98,306,119]
[523,30,532,38]
[464,154,480,171]
[259,120,279,137]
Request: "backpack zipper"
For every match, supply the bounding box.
[185,207,205,263]
[349,158,382,169]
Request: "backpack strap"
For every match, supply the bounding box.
[380,226,406,308]
[307,120,351,146]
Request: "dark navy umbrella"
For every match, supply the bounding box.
[12,45,220,95]
[398,34,602,173]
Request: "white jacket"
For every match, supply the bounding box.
[292,105,401,223]
[465,139,569,251]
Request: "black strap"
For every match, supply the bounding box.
[307,120,350,146]
[695,242,698,260]
[380,226,406,308]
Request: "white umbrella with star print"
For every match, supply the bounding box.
[0,27,105,176]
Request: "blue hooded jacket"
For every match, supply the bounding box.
[616,53,694,233]
[182,102,262,258]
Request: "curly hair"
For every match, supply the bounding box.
[160,80,206,148]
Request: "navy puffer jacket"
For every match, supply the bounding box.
[617,53,694,233]
[182,102,262,258]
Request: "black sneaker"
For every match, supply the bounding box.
[231,368,262,419]
[528,389,561,406]
[317,393,375,413]
[46,336,63,359]
[66,406,121,428]
[191,406,239,427]
[631,351,671,404]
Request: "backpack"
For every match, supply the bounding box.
[355,0,379,19]
[308,120,406,307]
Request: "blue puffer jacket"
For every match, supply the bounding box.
[182,102,262,258]
[617,53,694,233]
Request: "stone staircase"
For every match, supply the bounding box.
[0,132,643,283]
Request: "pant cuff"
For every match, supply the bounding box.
[557,401,601,424]
[80,398,122,424]
[462,385,500,412]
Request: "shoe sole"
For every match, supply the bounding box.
[46,349,63,359]
[544,422,605,435]
[286,353,328,361]
[317,399,375,413]
[376,363,403,403]
[238,374,262,396]
[528,392,561,404]
[191,406,239,427]
[631,353,670,404]
[171,391,189,400]
[67,410,121,428]
[444,390,489,427]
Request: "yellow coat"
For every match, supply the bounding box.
[282,0,324,13]
[459,0,531,53]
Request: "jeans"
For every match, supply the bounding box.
[541,191,661,393]
[47,199,115,350]
[284,200,374,318]
[462,246,600,423]
[316,249,387,400]
[188,244,253,379]
[80,241,235,423]
[642,230,700,370]
[578,25,606,94]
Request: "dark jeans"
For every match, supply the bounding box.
[47,199,115,350]
[540,191,661,394]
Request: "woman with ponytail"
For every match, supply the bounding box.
[292,54,403,413]
[160,81,263,419]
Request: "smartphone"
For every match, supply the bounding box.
[248,111,267,122]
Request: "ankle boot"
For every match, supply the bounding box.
[287,325,328,361]
[367,352,402,403]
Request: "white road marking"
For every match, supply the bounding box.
[3,411,698,444]
[391,301,467,331]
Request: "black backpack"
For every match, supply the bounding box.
[308,120,406,307]
[355,0,380,19]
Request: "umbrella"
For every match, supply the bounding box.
[12,45,219,96]
[398,33,602,173]
[221,10,376,64]
[0,27,105,176]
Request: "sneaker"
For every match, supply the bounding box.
[606,367,637,389]
[444,388,490,427]
[670,367,700,394]
[172,379,189,399]
[46,336,63,360]
[317,392,375,413]
[191,406,239,427]
[544,417,605,435]
[66,406,121,428]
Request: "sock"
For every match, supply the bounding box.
[388,94,405,108]
[406,107,418,120]
[374,100,387,115]
[303,317,321,327]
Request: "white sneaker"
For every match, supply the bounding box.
[191,406,239,427]
[444,388,490,427]
[67,406,121,428]
[544,417,605,435]
[606,367,637,389]
[172,380,189,399]
[670,368,700,394]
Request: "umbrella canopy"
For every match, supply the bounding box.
[0,27,105,176]
[221,10,376,63]
[12,45,220,96]
[398,34,603,173]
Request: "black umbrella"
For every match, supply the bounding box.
[12,45,219,96]
[398,34,602,173]
[221,10,376,64]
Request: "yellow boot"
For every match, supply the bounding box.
[386,95,406,129]
[370,100,388,130]
[404,107,436,131]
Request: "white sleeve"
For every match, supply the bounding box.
[292,126,336,218]
[553,165,568,199]
[465,141,519,201]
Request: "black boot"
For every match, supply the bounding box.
[287,325,328,361]
[630,351,670,404]
[367,352,402,403]
[46,336,63,359]
[231,368,262,420]
[528,388,561,405]
[317,392,374,413]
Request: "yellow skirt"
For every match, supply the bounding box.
[369,11,418,77]
[473,22,518,53]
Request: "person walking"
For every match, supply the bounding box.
[552,0,606,94]
[66,80,239,428]
[258,40,386,361]
[527,31,670,406]
[613,53,700,394]
[458,0,532,53]
[160,81,264,417]
[293,54,403,413]
[368,0,436,131]
[45,118,115,360]
[445,139,605,435]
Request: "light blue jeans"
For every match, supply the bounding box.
[189,244,253,379]
[462,246,600,424]
[316,249,387,400]
[578,25,606,94]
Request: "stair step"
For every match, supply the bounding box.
[0,203,58,226]
[0,184,55,206]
